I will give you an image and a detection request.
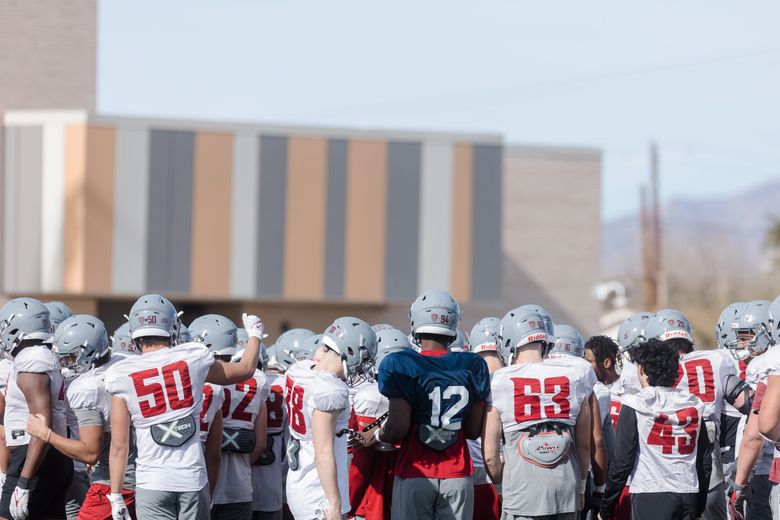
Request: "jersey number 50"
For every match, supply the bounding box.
[130,361,194,419]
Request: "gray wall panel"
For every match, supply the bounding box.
[471,144,503,301]
[256,135,287,296]
[4,127,43,292]
[384,141,421,299]
[146,129,194,294]
[324,139,347,298]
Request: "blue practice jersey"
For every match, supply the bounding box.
[378,349,490,428]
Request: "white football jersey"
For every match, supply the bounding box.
[0,358,12,393]
[253,372,286,513]
[352,382,389,422]
[746,347,780,389]
[622,387,706,494]
[284,361,350,518]
[213,370,270,505]
[490,357,596,433]
[593,381,611,428]
[607,381,623,431]
[5,346,67,446]
[104,343,215,492]
[199,383,224,443]
[618,360,642,396]
[676,349,736,422]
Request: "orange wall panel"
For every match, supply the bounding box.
[191,132,233,296]
[284,137,327,299]
[63,124,87,292]
[344,140,388,301]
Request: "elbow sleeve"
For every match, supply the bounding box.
[724,375,752,415]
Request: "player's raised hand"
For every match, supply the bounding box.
[242,313,265,340]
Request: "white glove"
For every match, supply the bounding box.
[108,493,130,520]
[10,486,29,520]
[242,313,265,340]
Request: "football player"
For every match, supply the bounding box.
[284,317,376,520]
[249,341,287,520]
[600,339,712,520]
[190,314,270,520]
[45,301,86,520]
[25,314,138,519]
[0,297,72,520]
[105,295,265,520]
[198,370,224,497]
[728,301,776,520]
[374,289,490,520]
[351,327,412,520]
[548,325,609,518]
[466,317,503,520]
[646,309,749,520]
[757,294,780,519]
[714,302,747,483]
[485,306,595,519]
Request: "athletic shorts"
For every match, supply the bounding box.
[135,485,209,520]
[0,444,73,519]
[631,492,697,520]
[78,484,136,520]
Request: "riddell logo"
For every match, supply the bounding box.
[662,331,690,340]
[525,334,547,343]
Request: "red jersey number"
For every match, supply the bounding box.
[512,376,571,422]
[225,378,258,422]
[267,385,284,429]
[679,359,715,403]
[200,385,214,432]
[647,406,699,455]
[285,377,306,435]
[130,361,194,419]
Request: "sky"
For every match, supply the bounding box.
[98,0,780,221]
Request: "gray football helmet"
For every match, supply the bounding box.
[231,341,268,369]
[266,343,296,372]
[54,314,110,374]
[112,322,138,355]
[276,328,315,363]
[375,327,413,373]
[45,301,74,335]
[550,324,585,358]
[291,334,322,362]
[716,302,745,350]
[769,295,780,343]
[616,312,652,353]
[0,297,52,357]
[497,305,555,365]
[645,309,694,344]
[726,300,773,359]
[409,289,461,338]
[189,314,239,357]
[177,323,192,345]
[469,317,501,353]
[321,317,378,385]
[236,328,249,350]
[127,294,179,342]
[448,328,470,353]
[371,323,395,334]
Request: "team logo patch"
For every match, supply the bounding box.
[150,415,196,447]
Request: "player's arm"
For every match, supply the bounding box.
[724,374,753,415]
[375,397,411,444]
[463,399,486,440]
[574,392,592,509]
[108,396,131,494]
[0,393,9,474]
[481,405,503,484]
[312,409,342,519]
[600,405,639,520]
[695,420,713,517]
[250,403,268,464]
[589,393,608,487]
[16,372,52,480]
[758,375,780,442]
[734,407,765,486]
[26,412,103,465]
[205,411,223,496]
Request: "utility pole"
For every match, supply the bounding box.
[640,184,655,310]
[650,141,666,308]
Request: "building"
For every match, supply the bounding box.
[0,0,602,339]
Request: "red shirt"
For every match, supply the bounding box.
[394,350,474,479]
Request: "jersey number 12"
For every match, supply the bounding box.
[428,385,469,428]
